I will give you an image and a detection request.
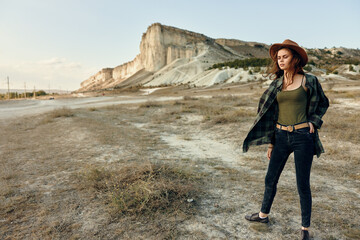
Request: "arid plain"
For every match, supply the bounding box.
[1,79,359,239]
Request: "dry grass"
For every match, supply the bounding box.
[145,95,257,125]
[50,107,74,118]
[79,163,202,216]
[325,89,360,106]
[321,109,360,144]
[1,82,359,239]
[325,89,360,99]
[139,100,164,108]
[40,107,74,124]
[183,95,199,101]
[211,108,257,124]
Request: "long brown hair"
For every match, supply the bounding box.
[265,47,305,89]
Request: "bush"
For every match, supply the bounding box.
[139,101,163,108]
[183,96,198,101]
[50,107,74,118]
[304,65,312,72]
[80,163,201,215]
[209,58,272,70]
[254,44,264,49]
[308,60,316,65]
[253,66,261,73]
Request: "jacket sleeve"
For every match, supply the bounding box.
[257,88,269,114]
[307,76,329,129]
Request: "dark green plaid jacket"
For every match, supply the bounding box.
[242,73,329,158]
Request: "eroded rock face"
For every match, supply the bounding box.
[113,54,143,82]
[80,68,113,90]
[79,23,216,92]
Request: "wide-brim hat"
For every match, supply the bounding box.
[269,39,308,67]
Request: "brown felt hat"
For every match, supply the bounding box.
[269,39,308,67]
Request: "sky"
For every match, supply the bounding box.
[1,0,359,91]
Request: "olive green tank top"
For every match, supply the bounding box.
[277,76,308,125]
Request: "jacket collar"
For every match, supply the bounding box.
[275,75,283,91]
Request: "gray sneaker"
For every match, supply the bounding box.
[245,212,269,223]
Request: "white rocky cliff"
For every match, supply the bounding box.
[78,23,253,91]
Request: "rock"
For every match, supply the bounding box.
[77,23,255,92]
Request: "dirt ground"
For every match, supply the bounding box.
[1,80,359,240]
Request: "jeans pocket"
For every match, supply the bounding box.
[295,127,311,134]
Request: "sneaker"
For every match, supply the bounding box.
[245,212,269,223]
[301,229,310,240]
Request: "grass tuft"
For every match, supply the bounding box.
[80,163,201,216]
[183,96,198,101]
[50,107,74,118]
[139,101,163,108]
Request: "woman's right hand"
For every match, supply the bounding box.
[267,147,273,160]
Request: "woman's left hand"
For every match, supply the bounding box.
[308,122,315,133]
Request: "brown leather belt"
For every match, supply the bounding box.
[276,122,309,132]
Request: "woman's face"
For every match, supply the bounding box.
[277,48,293,71]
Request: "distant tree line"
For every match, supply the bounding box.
[209,58,272,70]
[0,90,48,100]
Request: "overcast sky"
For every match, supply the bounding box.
[1,0,359,91]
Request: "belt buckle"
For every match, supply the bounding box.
[288,125,294,132]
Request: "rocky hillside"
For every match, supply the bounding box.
[78,23,360,92]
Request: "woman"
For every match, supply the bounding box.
[242,39,329,240]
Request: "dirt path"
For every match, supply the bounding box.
[0,95,184,120]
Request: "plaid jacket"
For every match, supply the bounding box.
[242,73,329,158]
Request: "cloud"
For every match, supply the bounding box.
[0,57,96,91]
[37,57,82,69]
[38,57,66,65]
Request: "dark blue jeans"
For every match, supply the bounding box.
[260,126,315,227]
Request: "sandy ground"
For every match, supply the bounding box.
[1,81,359,239]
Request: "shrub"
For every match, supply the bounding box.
[254,44,264,49]
[304,65,312,72]
[80,163,201,215]
[139,101,163,108]
[308,60,316,65]
[349,65,355,72]
[50,107,74,118]
[209,58,272,70]
[183,96,198,101]
[253,66,261,73]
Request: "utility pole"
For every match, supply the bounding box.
[7,76,10,100]
[24,82,27,99]
[33,85,36,99]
